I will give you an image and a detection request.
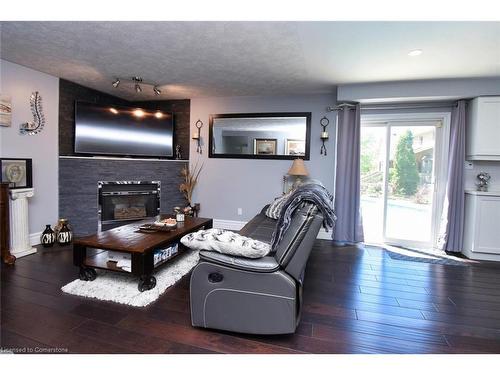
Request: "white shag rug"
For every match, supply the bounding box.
[61,250,199,307]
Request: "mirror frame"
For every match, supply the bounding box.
[208,112,312,160]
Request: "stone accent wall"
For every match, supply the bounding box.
[59,157,188,236]
[57,79,192,235]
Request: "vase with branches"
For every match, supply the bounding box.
[179,159,203,207]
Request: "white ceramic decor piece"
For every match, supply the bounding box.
[9,188,37,258]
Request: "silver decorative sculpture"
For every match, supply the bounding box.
[20,91,45,135]
[476,171,491,192]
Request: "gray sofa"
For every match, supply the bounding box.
[189,203,323,334]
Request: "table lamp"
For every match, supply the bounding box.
[287,158,309,191]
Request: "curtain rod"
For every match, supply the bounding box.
[327,101,459,112]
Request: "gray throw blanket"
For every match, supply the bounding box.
[270,181,336,249]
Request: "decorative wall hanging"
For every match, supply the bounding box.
[320,116,330,156]
[20,91,45,135]
[193,119,203,154]
[0,95,12,127]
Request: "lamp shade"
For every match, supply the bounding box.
[287,158,309,176]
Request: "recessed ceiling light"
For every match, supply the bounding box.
[155,111,163,119]
[133,109,145,118]
[408,49,423,57]
[109,108,118,114]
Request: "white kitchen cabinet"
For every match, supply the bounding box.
[466,96,500,160]
[463,191,500,261]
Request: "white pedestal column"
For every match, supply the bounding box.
[9,188,37,258]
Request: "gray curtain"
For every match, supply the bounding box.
[437,100,466,252]
[333,104,364,243]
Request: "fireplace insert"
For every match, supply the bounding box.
[98,181,160,231]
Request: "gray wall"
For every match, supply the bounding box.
[189,93,336,222]
[0,60,59,238]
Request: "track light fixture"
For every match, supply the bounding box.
[111,76,162,96]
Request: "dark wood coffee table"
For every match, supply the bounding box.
[73,216,213,292]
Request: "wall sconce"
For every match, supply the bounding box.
[320,116,330,156]
[193,119,203,154]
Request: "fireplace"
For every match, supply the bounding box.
[98,181,160,231]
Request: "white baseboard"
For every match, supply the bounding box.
[29,231,42,246]
[213,219,332,240]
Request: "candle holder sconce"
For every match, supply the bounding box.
[320,116,329,156]
[193,119,203,154]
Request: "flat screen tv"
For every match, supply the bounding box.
[74,102,174,158]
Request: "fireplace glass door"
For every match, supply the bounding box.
[98,181,160,231]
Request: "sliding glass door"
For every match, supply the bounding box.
[360,114,449,249]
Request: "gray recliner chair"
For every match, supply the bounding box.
[189,203,323,335]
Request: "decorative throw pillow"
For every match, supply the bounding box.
[265,190,293,219]
[180,228,271,259]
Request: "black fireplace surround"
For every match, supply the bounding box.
[98,181,160,231]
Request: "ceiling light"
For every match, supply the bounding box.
[408,49,423,57]
[109,107,118,114]
[133,109,145,118]
[112,78,120,88]
[155,111,164,119]
[135,84,142,93]
[153,86,161,96]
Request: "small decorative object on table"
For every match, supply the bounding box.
[183,206,194,217]
[174,206,185,222]
[193,203,200,217]
[20,91,45,135]
[40,224,56,247]
[152,217,178,231]
[57,219,73,245]
[175,145,182,159]
[476,171,491,192]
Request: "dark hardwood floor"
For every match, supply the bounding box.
[1,241,500,354]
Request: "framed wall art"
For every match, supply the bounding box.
[0,158,33,189]
[254,138,277,155]
[0,95,12,127]
[285,139,306,156]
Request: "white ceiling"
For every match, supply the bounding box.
[1,21,499,100]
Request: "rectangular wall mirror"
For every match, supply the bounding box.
[209,112,311,160]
